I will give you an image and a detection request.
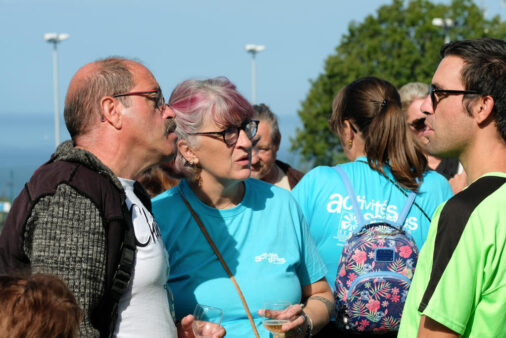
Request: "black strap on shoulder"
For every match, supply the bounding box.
[4,160,136,338]
[107,211,136,337]
[418,176,505,312]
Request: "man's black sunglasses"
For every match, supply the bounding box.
[189,120,259,146]
[429,84,480,108]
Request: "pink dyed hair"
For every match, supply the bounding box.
[168,77,254,177]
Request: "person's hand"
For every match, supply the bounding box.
[258,304,308,337]
[177,314,226,338]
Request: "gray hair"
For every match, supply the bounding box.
[252,103,281,146]
[398,82,429,114]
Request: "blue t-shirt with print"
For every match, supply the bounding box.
[291,157,453,291]
[152,178,327,338]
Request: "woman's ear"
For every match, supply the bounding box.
[178,139,199,165]
[341,120,355,147]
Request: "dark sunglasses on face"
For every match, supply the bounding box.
[112,89,165,111]
[429,84,480,109]
[189,119,259,146]
[408,117,426,132]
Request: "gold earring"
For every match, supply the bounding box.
[347,140,353,148]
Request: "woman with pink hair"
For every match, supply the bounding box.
[153,77,333,337]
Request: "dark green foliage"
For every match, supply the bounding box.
[292,0,505,166]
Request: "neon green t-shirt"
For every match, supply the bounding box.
[399,173,506,337]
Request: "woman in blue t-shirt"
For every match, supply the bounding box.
[152,77,333,337]
[292,76,453,336]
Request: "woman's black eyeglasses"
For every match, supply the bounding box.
[408,117,426,132]
[189,120,259,146]
[430,84,480,108]
[113,89,165,111]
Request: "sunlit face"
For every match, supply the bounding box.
[189,115,253,185]
[419,55,475,158]
[406,97,429,148]
[250,120,279,180]
[121,64,177,164]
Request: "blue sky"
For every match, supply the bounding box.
[0,0,504,169]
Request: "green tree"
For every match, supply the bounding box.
[291,0,505,166]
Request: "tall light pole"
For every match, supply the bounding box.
[244,44,265,104]
[432,18,454,44]
[44,32,69,148]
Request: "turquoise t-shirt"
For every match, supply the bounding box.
[291,157,453,291]
[152,178,327,337]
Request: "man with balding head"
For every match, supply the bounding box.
[0,58,178,337]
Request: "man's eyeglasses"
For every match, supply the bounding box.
[408,117,426,132]
[113,89,165,111]
[429,84,480,108]
[189,120,259,146]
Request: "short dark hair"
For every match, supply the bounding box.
[0,274,82,337]
[64,57,135,138]
[252,103,281,146]
[441,38,506,141]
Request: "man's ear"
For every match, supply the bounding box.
[178,139,198,165]
[474,95,495,125]
[100,96,122,129]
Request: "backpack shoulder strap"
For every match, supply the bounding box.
[335,165,418,232]
[395,191,416,229]
[334,166,366,228]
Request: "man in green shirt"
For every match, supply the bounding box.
[398,38,506,337]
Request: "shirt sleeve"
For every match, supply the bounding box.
[25,184,106,338]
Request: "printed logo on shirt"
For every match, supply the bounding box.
[327,193,419,244]
[254,253,286,264]
[130,203,163,246]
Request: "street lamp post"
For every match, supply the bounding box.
[244,44,265,104]
[432,18,454,44]
[43,33,69,148]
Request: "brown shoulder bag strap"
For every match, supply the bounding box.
[179,192,260,338]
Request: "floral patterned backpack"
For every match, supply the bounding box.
[333,166,419,333]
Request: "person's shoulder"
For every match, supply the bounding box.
[420,169,452,192]
[422,169,450,185]
[301,165,337,179]
[247,178,289,195]
[152,184,181,207]
[246,178,299,204]
[440,173,506,222]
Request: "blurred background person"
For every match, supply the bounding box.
[0,273,82,337]
[399,82,467,193]
[136,162,180,198]
[292,76,453,336]
[153,77,333,337]
[250,103,304,191]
